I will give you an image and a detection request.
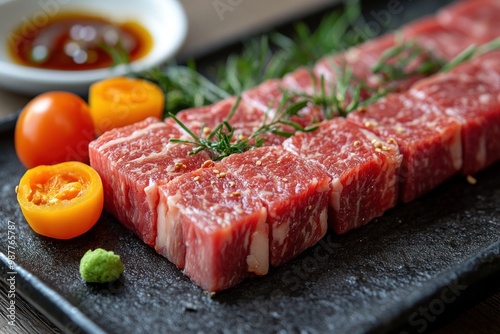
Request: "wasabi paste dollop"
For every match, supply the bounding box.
[80,248,124,283]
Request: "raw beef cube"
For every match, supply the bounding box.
[411,71,500,175]
[314,34,397,90]
[120,139,210,248]
[282,67,322,96]
[91,117,168,168]
[94,116,160,145]
[89,118,210,247]
[157,164,269,291]
[220,146,330,266]
[314,33,421,95]
[242,79,284,112]
[242,79,325,128]
[89,117,175,231]
[283,118,402,234]
[89,117,160,214]
[313,53,345,88]
[173,97,263,139]
[172,97,289,147]
[402,16,478,60]
[347,93,462,203]
[437,0,500,44]
[449,51,500,90]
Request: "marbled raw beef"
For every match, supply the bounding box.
[437,0,500,43]
[220,146,330,266]
[283,118,401,234]
[242,79,325,128]
[89,117,210,247]
[347,93,462,203]
[402,16,478,60]
[411,64,500,174]
[173,96,294,147]
[157,160,269,291]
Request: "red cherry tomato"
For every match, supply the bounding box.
[15,92,95,168]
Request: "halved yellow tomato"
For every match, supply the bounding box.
[89,77,164,135]
[16,161,104,239]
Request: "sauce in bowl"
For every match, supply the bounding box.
[8,12,152,71]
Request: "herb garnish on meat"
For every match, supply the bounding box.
[289,37,500,120]
[169,36,500,159]
[138,0,364,116]
[169,96,317,160]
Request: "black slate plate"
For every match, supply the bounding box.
[1,128,500,333]
[1,1,500,332]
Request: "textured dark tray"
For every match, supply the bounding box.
[1,1,500,332]
[1,126,500,333]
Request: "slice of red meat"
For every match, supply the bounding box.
[449,51,500,90]
[157,162,269,291]
[437,0,500,44]
[282,66,322,96]
[173,97,263,138]
[314,33,424,96]
[220,146,330,266]
[89,117,159,217]
[347,93,462,203]
[314,33,397,90]
[283,118,401,234]
[89,118,211,247]
[410,71,500,175]
[402,16,478,60]
[89,117,171,234]
[172,97,292,147]
[242,79,325,128]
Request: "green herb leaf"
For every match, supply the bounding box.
[372,38,446,83]
[442,37,500,72]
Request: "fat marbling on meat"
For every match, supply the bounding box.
[347,93,462,203]
[157,160,269,291]
[283,118,402,234]
[410,55,500,175]
[220,146,331,266]
[89,117,210,246]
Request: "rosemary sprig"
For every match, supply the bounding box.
[169,95,317,160]
[169,97,254,160]
[252,97,314,139]
[266,0,363,79]
[139,63,230,117]
[138,0,364,116]
[372,38,446,82]
[286,37,500,120]
[215,0,363,96]
[442,37,500,72]
[285,66,383,119]
[373,37,500,82]
[217,36,273,95]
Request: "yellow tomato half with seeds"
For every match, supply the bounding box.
[16,161,104,239]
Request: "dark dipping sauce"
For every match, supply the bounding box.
[8,12,152,71]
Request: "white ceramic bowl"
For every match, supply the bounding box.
[0,0,187,96]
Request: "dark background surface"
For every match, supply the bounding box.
[1,0,500,333]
